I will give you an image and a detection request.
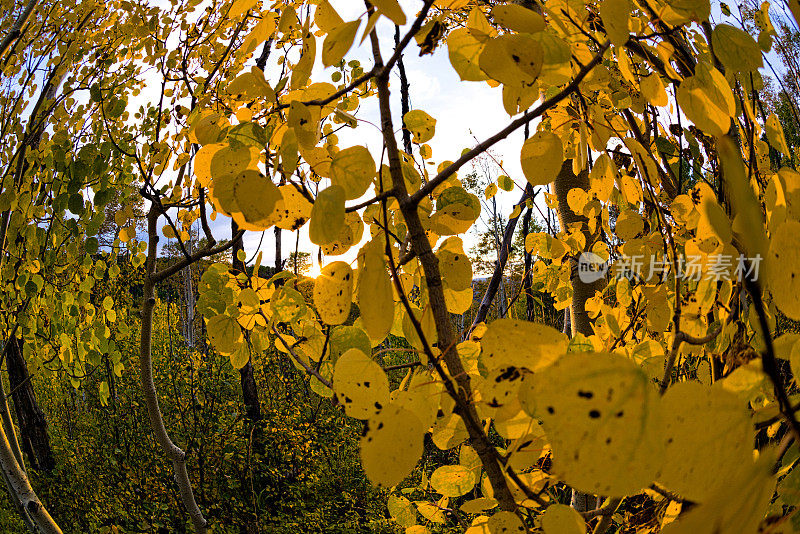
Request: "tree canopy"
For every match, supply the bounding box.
[3,0,800,532]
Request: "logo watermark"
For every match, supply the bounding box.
[578,252,610,283]
[577,252,762,283]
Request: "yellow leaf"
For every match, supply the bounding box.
[661,451,775,534]
[521,352,662,496]
[676,62,734,137]
[210,170,281,229]
[437,237,472,290]
[430,465,476,497]
[329,145,376,200]
[361,402,425,487]
[531,32,572,85]
[229,0,257,19]
[242,13,277,56]
[188,111,225,146]
[712,24,763,74]
[720,359,767,399]
[279,5,299,36]
[227,68,274,101]
[447,28,488,82]
[431,412,467,449]
[502,81,541,115]
[207,314,242,355]
[766,113,791,157]
[393,370,443,430]
[314,261,353,325]
[209,143,259,183]
[768,220,800,320]
[698,197,732,244]
[403,110,436,143]
[662,0,710,24]
[460,497,497,514]
[600,0,631,47]
[322,20,361,67]
[481,318,568,371]
[487,512,525,533]
[314,0,343,33]
[229,343,251,370]
[479,33,543,87]
[658,381,754,502]
[291,25,315,89]
[274,185,313,231]
[467,6,494,42]
[279,127,299,173]
[357,241,394,342]
[333,348,389,419]
[309,185,346,245]
[322,211,363,256]
[588,153,617,201]
[370,0,406,25]
[490,4,545,34]
[388,494,417,527]
[640,72,668,107]
[718,136,767,262]
[525,232,567,261]
[541,504,586,534]
[521,131,564,186]
[615,210,644,241]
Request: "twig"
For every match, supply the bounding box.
[744,275,800,444]
[382,362,421,372]
[649,483,687,504]
[590,497,622,533]
[272,327,333,390]
[659,325,721,393]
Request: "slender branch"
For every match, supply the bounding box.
[346,189,396,212]
[408,41,610,206]
[272,327,333,389]
[395,25,413,155]
[590,497,623,533]
[153,230,244,283]
[681,325,722,346]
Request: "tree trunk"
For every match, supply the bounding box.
[522,205,536,322]
[553,160,605,512]
[232,221,262,423]
[467,186,533,336]
[5,337,53,473]
[181,234,196,348]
